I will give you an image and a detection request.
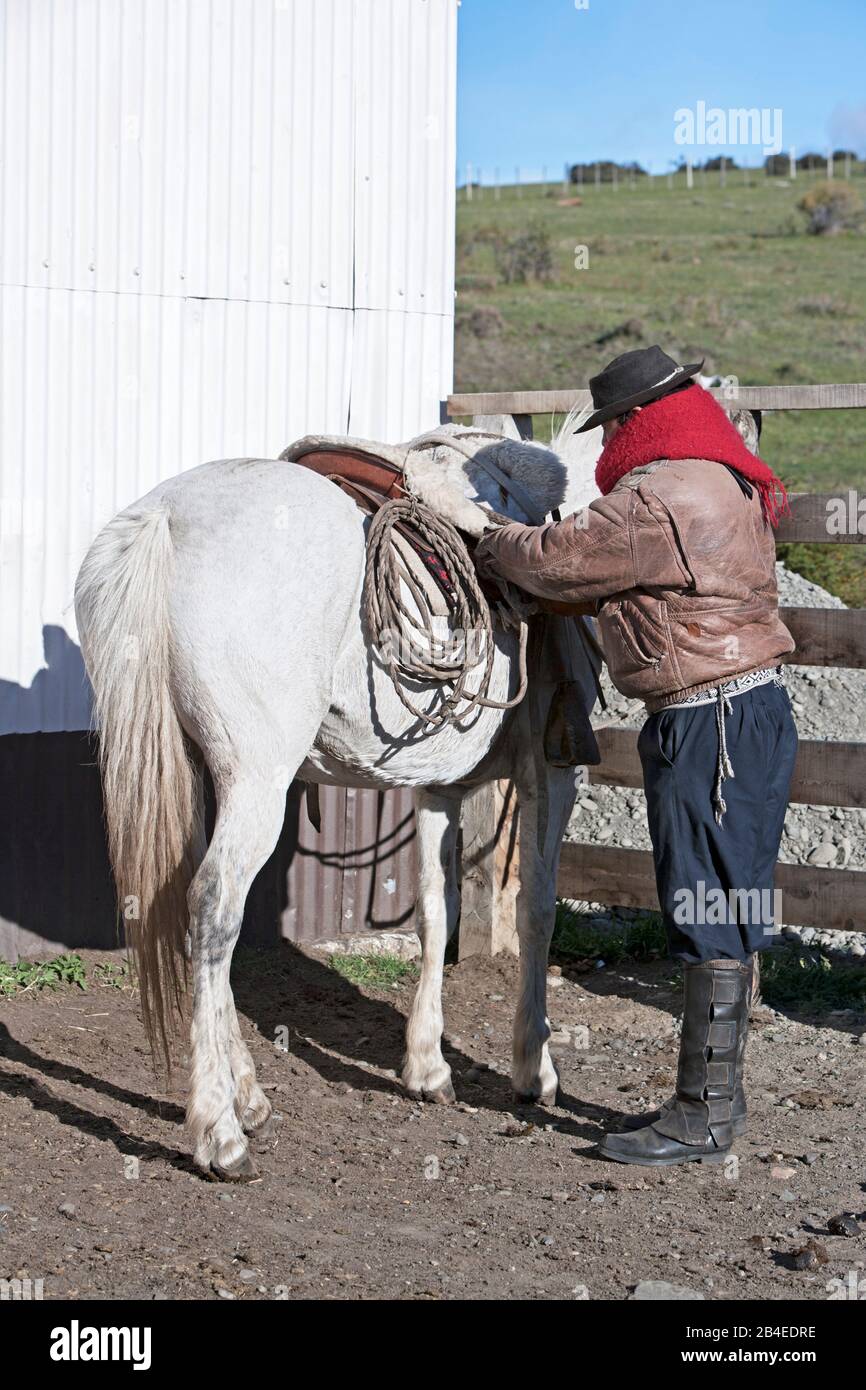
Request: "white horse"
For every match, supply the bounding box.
[74,411,602,1180]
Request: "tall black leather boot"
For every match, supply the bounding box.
[615,953,754,1139]
[599,959,750,1166]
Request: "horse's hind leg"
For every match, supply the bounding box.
[402,787,461,1103]
[227,994,273,1138]
[512,763,577,1106]
[186,773,289,1180]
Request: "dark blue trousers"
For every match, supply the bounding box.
[638,682,798,964]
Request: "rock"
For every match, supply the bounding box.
[747,1234,772,1251]
[790,1240,829,1271]
[780,1190,798,1203]
[630,1280,705,1301]
[770,1166,797,1180]
[500,1119,534,1138]
[828,1213,861,1238]
[57,1203,76,1219]
[807,843,838,867]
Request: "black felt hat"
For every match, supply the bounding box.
[575,345,704,432]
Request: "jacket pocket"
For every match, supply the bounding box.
[609,602,665,668]
[599,599,673,698]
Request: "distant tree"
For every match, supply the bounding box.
[764,154,789,176]
[796,152,825,170]
[833,149,858,162]
[703,155,740,171]
[569,160,646,184]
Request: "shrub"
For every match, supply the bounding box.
[457,304,506,338]
[796,180,863,235]
[493,225,554,284]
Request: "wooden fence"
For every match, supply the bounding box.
[449,382,866,955]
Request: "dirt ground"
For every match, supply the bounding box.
[1,944,865,1302]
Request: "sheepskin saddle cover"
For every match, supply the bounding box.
[281,429,566,534]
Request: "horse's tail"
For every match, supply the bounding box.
[75,505,204,1067]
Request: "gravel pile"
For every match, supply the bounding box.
[566,563,866,958]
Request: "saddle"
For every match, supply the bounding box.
[281,437,457,615]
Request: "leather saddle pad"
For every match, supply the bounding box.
[290,447,406,501]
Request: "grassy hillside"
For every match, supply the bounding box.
[454,169,866,603]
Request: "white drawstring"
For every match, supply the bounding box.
[713,687,735,826]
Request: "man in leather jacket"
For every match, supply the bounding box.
[475,346,798,1167]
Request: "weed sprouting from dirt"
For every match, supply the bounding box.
[0,953,131,996]
[0,953,89,995]
[93,960,131,989]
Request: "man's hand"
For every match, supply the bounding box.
[475,500,516,530]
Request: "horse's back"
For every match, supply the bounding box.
[150,459,366,753]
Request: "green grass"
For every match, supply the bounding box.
[550,905,865,1015]
[551,902,668,964]
[760,947,866,1014]
[775,542,866,609]
[455,169,866,607]
[327,953,419,989]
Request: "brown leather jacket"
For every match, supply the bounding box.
[475,457,795,710]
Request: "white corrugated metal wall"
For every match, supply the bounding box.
[0,0,457,733]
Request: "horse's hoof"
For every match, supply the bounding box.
[210,1150,260,1183]
[404,1079,456,1105]
[247,1116,277,1148]
[424,1082,456,1105]
[242,1105,275,1142]
[513,1085,559,1108]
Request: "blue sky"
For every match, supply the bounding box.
[457,0,866,179]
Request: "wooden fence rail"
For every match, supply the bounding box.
[451,384,866,956]
[448,382,866,419]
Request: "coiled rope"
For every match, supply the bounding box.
[362,493,528,728]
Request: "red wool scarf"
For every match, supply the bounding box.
[594,384,789,526]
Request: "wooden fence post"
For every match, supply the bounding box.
[459,780,519,958]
